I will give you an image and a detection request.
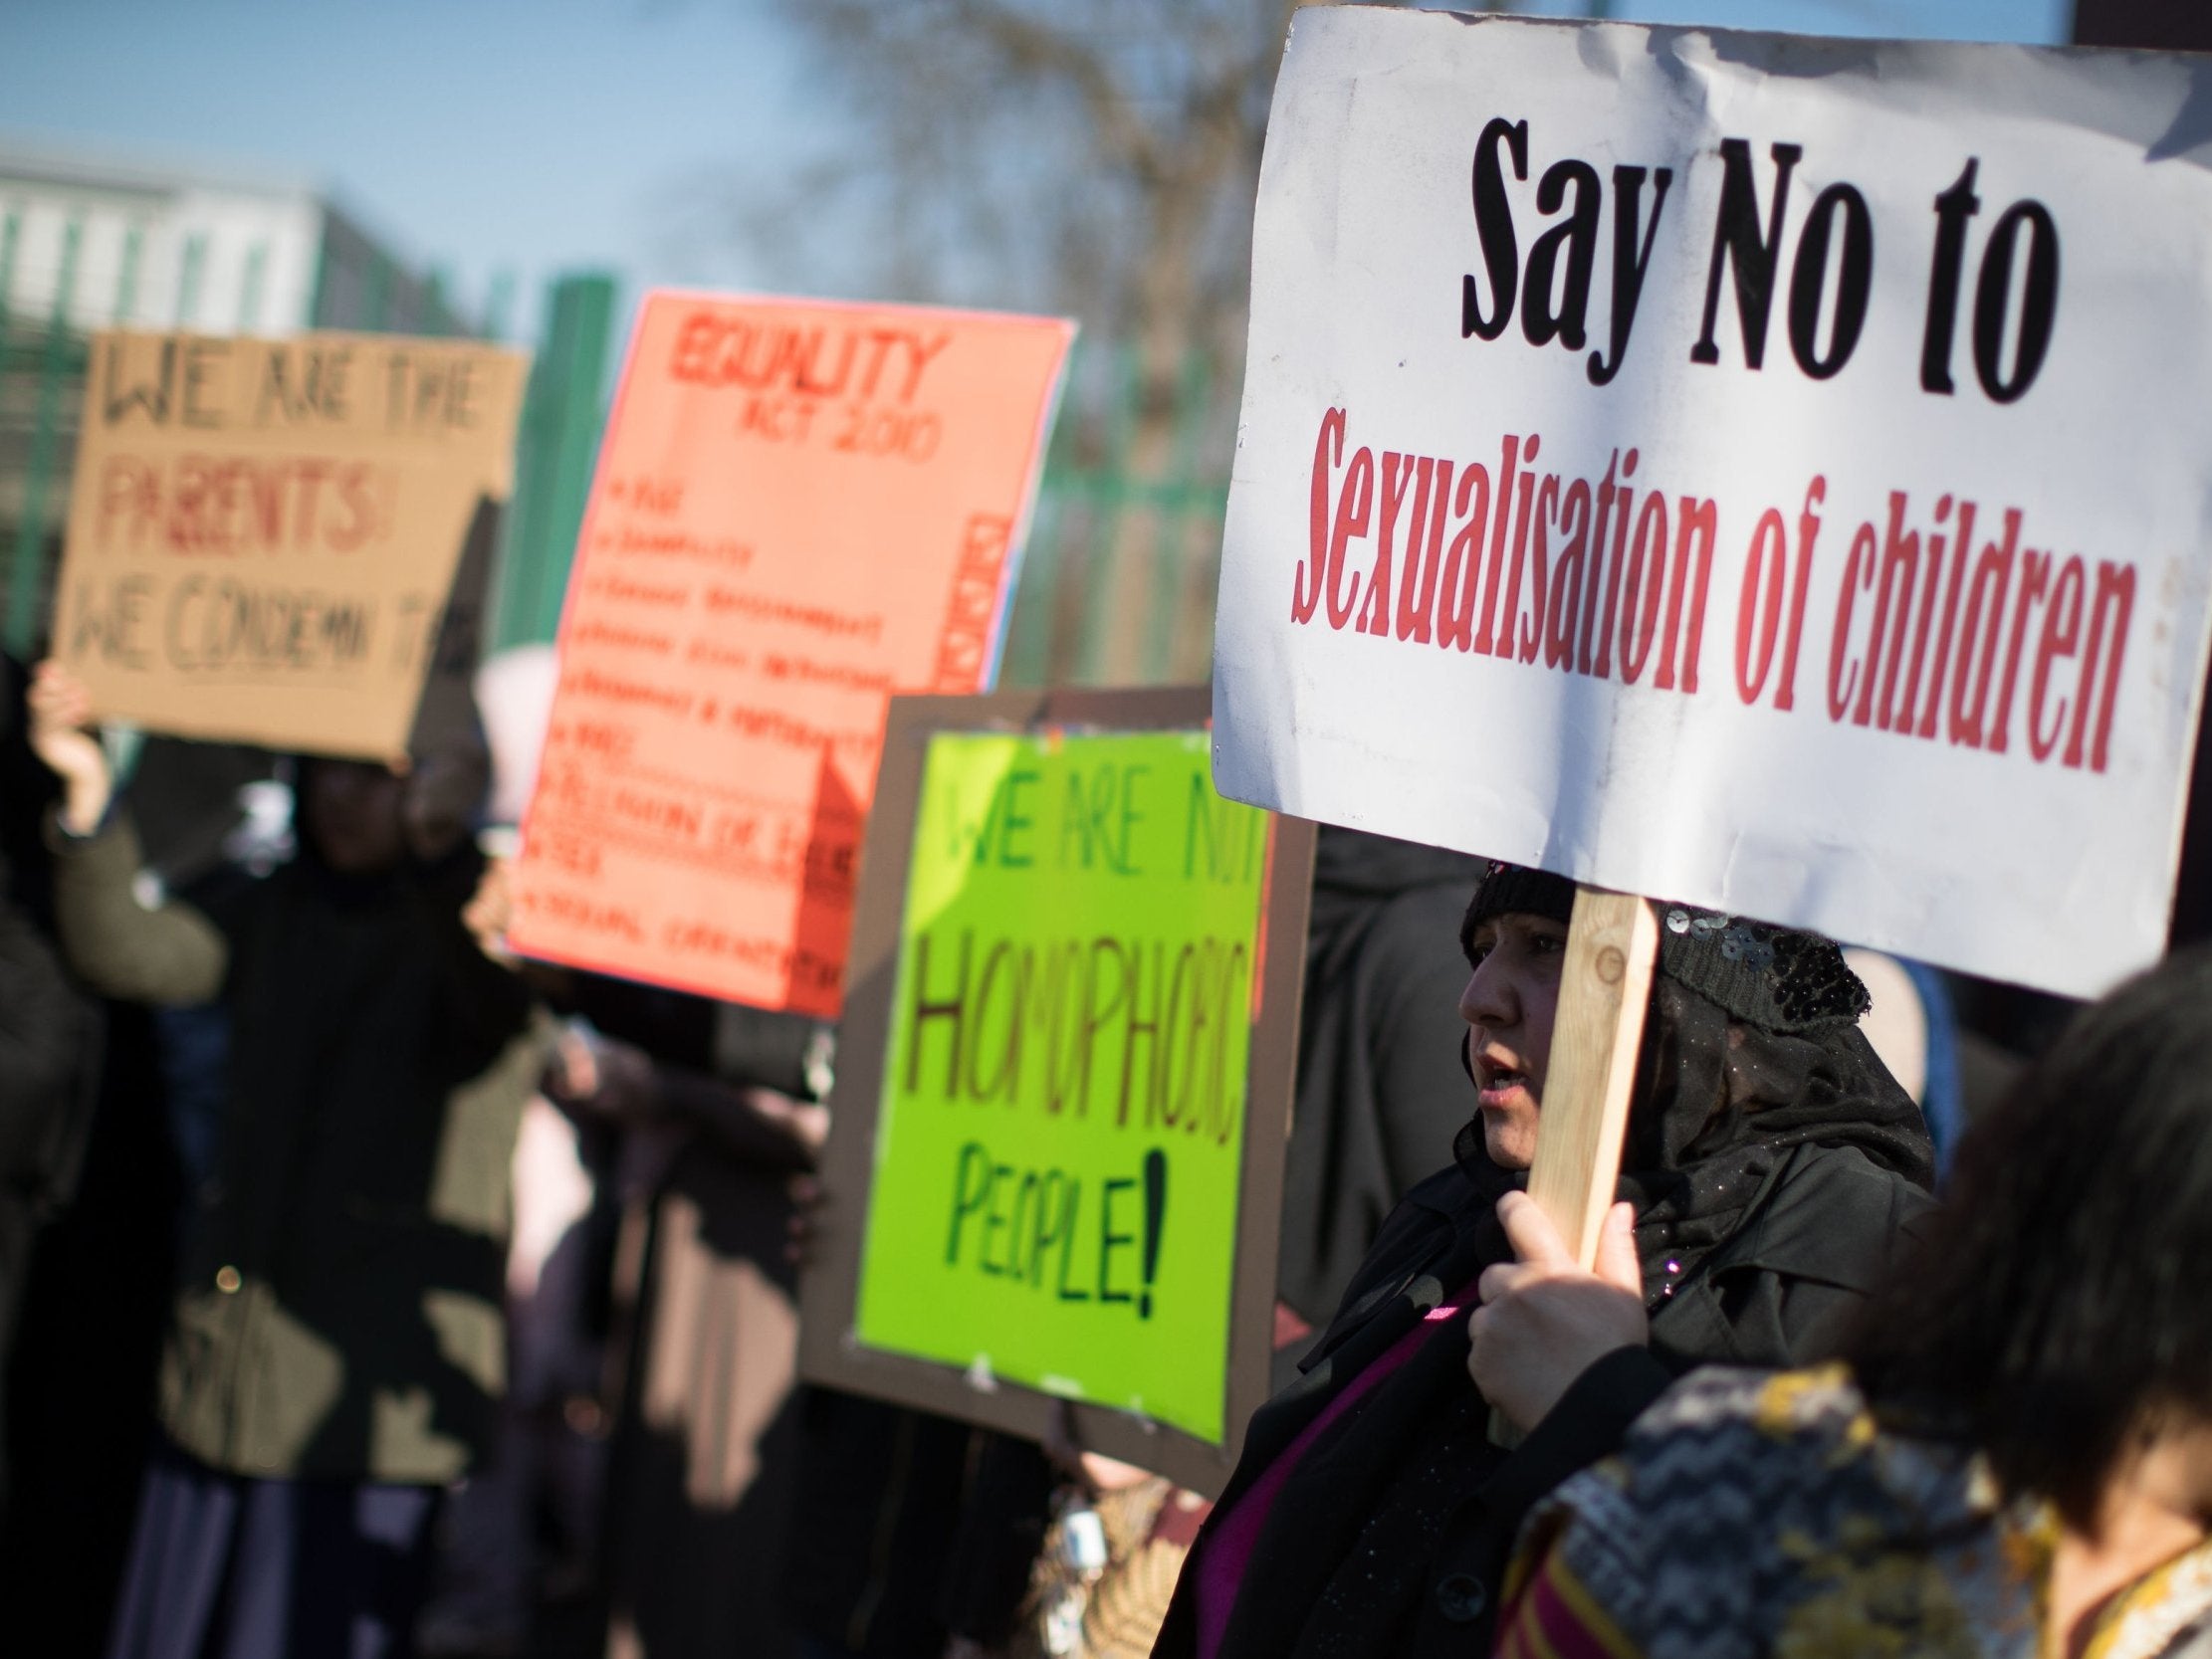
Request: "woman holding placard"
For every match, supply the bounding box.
[1493,945,2212,1659]
[1150,862,1935,1659]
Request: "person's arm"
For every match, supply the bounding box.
[652,1068,823,1172]
[1478,1346,1673,1540]
[548,1025,824,1171]
[1468,1192,1650,1435]
[414,850,535,1078]
[27,660,228,1004]
[44,812,228,1005]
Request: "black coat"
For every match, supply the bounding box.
[51,816,538,1480]
[0,887,91,1511]
[1278,828,1487,1325]
[1153,1142,1936,1659]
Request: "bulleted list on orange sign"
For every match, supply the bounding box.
[509,292,1075,1017]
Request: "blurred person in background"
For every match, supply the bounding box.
[0,834,83,1502]
[417,963,831,1659]
[413,1033,615,1659]
[0,657,96,1516]
[784,1394,1056,1659]
[0,653,174,1656]
[569,996,829,1659]
[29,660,539,1659]
[1494,943,2212,1659]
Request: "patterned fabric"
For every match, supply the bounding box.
[1012,1478,1206,1659]
[1497,1365,2212,1659]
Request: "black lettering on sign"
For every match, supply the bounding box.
[160,577,377,675]
[254,343,355,426]
[901,929,1251,1144]
[940,1139,1171,1319]
[382,350,483,434]
[66,574,157,670]
[1692,138,1804,370]
[1057,761,1149,875]
[1463,120,1674,388]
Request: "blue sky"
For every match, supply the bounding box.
[3,0,2073,340]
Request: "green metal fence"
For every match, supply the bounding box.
[0,207,94,656]
[999,338,1236,689]
[487,274,617,653]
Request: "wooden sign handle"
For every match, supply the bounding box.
[1488,884,1657,1449]
[1525,885,1659,1268]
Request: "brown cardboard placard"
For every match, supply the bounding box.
[52,329,529,761]
[797,686,1315,1497]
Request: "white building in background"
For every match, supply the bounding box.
[0,135,474,335]
[0,135,482,646]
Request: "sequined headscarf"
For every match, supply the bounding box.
[1458,862,1872,1035]
[1456,864,1935,1295]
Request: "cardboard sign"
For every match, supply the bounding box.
[54,330,528,760]
[508,293,1074,1018]
[799,689,1314,1495]
[1213,12,2212,998]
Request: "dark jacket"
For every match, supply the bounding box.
[49,815,539,1483]
[1153,1143,1936,1658]
[0,660,103,1516]
[782,1393,1054,1655]
[1279,828,1487,1325]
[0,882,91,1510]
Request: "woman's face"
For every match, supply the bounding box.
[1458,910,1568,1170]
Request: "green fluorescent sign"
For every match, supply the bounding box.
[854,729,1270,1443]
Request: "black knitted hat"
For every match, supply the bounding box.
[1460,862,1870,1035]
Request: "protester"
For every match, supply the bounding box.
[0,661,180,1653]
[0,866,82,1485]
[782,1396,1053,1659]
[27,660,541,1659]
[417,1065,612,1659]
[1494,943,2212,1659]
[1151,861,1936,1658]
[0,660,92,1518]
[559,987,830,1659]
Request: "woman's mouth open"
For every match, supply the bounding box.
[1476,1057,1533,1110]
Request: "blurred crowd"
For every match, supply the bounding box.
[2,640,2208,1659]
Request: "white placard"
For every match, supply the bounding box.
[1214,10,2212,998]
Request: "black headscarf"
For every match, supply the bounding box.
[1456,868,1935,1294]
[1616,977,1932,1292]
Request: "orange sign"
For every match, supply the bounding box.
[508,293,1074,1017]
[53,330,528,760]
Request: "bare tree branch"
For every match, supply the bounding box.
[701,0,1329,677]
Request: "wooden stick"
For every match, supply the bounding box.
[1525,885,1660,1268]
[1489,883,1659,1448]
